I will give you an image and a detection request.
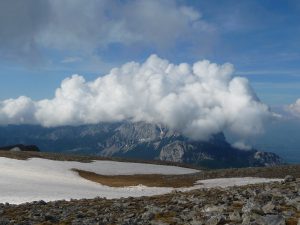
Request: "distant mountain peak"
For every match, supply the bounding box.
[0,121,283,168]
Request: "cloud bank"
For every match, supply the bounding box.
[0,55,271,141]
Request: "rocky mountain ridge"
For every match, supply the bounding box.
[0,122,283,168]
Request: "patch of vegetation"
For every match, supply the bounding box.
[73,169,198,188]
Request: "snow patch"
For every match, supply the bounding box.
[0,157,195,204]
[0,157,281,204]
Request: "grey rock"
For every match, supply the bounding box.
[229,210,241,222]
[126,213,135,218]
[286,197,300,210]
[0,218,9,225]
[159,142,186,163]
[145,206,163,214]
[253,151,284,166]
[203,205,225,213]
[38,200,47,205]
[257,215,285,225]
[282,210,294,217]
[141,212,155,220]
[150,221,169,225]
[206,215,225,225]
[284,175,296,183]
[44,214,58,223]
[190,220,204,225]
[242,200,263,214]
[242,214,251,225]
[262,201,275,214]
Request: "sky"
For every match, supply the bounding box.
[0,0,299,105]
[0,0,300,159]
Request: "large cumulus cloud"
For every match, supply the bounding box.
[0,55,271,141]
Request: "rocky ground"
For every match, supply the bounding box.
[0,151,299,224]
[0,176,298,225]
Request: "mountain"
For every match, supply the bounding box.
[0,122,283,168]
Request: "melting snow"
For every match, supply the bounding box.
[0,157,281,204]
[194,177,282,188]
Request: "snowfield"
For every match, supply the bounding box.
[0,157,197,204]
[0,157,281,204]
[193,177,282,188]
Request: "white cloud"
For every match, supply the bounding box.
[0,55,272,142]
[287,99,300,117]
[232,141,252,150]
[0,96,37,125]
[61,57,82,64]
[0,0,49,63]
[0,0,215,63]
[37,0,214,52]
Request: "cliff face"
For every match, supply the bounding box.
[0,122,283,168]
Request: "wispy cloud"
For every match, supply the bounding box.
[252,82,300,89]
[236,70,300,76]
[61,57,82,64]
[0,0,215,64]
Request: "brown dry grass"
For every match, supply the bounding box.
[0,150,93,162]
[154,211,177,224]
[73,169,198,188]
[286,218,299,225]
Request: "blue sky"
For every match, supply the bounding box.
[0,0,300,106]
